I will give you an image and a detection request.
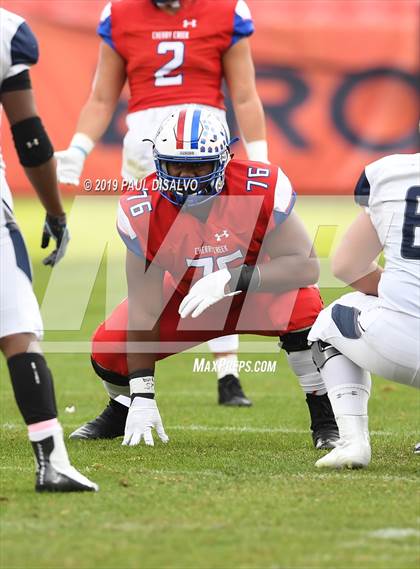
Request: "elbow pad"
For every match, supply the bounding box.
[11,116,54,167]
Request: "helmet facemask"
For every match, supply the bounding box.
[151,0,181,10]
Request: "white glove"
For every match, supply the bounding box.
[179,268,240,319]
[122,397,169,447]
[55,133,94,185]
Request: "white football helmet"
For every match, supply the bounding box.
[152,107,232,206]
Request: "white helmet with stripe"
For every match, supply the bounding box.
[153,106,231,206]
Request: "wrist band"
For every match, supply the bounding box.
[244,139,269,163]
[129,376,155,395]
[229,265,261,293]
[70,133,95,157]
[128,367,155,397]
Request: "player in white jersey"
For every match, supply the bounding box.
[308,153,420,469]
[0,8,98,492]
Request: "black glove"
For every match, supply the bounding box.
[41,213,70,266]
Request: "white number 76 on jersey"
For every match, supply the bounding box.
[186,250,244,277]
[155,41,185,87]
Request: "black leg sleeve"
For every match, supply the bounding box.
[7,353,57,425]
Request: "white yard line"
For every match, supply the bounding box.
[167,425,416,436]
[1,422,418,437]
[368,528,420,539]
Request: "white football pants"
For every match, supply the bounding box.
[309,291,420,387]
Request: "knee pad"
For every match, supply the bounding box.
[286,349,316,377]
[311,340,341,371]
[331,304,362,339]
[286,349,327,395]
[281,329,326,395]
[11,116,54,167]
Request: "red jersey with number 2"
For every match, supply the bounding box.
[97,0,254,112]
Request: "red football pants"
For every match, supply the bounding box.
[92,278,323,378]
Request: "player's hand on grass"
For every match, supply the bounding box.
[55,146,86,185]
[179,268,240,319]
[41,213,70,266]
[122,397,169,447]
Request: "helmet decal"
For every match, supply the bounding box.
[175,108,202,150]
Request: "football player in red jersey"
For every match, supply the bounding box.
[70,108,340,449]
[56,0,268,411]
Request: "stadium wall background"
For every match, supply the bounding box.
[1,0,419,195]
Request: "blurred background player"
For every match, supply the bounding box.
[76,107,340,449]
[55,0,269,411]
[0,8,98,492]
[309,152,420,469]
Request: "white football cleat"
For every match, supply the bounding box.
[315,415,371,470]
[32,428,99,492]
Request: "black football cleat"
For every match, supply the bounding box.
[218,374,252,407]
[414,443,420,454]
[69,398,128,440]
[32,434,98,492]
[306,393,340,450]
[312,428,341,450]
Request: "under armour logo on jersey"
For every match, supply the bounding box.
[183,19,197,28]
[26,138,40,149]
[215,230,229,242]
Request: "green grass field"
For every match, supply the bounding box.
[0,198,419,569]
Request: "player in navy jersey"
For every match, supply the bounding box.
[0,8,98,492]
[309,153,420,469]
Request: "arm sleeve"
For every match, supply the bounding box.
[117,203,145,258]
[272,167,296,225]
[1,69,31,92]
[354,169,371,208]
[5,20,39,80]
[97,2,116,50]
[231,0,254,46]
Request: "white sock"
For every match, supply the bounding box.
[321,355,371,416]
[28,418,61,442]
[214,354,238,380]
[103,380,130,401]
[287,351,327,395]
